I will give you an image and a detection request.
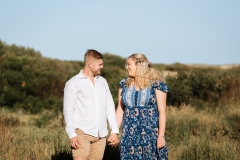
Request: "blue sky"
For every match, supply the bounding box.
[0,0,239,65]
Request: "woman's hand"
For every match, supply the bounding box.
[157,136,166,149]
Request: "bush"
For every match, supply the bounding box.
[166,68,240,108]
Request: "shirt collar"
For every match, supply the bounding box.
[78,70,100,79]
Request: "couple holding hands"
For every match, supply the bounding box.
[63,49,169,160]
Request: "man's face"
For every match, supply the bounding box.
[91,59,103,75]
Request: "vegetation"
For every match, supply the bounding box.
[0,40,240,159]
[166,68,240,108]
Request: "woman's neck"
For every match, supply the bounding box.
[133,80,140,91]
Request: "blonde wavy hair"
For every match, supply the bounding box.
[126,53,165,89]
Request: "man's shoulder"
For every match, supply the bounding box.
[97,75,107,82]
[66,74,81,83]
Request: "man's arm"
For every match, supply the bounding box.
[105,81,119,134]
[108,88,124,146]
[63,81,81,149]
[63,81,78,138]
[105,81,119,146]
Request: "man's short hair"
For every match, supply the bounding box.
[84,49,103,63]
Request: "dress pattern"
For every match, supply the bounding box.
[119,79,170,160]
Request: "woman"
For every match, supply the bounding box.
[116,53,170,160]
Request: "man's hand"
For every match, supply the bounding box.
[107,133,119,147]
[70,136,81,149]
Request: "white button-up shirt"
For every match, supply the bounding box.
[63,70,119,139]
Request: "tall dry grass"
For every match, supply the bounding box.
[0,103,240,160]
[167,103,240,160]
[0,109,70,160]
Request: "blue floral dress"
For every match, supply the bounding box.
[119,79,170,160]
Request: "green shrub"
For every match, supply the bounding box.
[166,68,240,108]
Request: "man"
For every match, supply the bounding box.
[63,49,119,160]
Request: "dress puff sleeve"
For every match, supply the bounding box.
[153,81,170,93]
[119,79,127,96]
[119,79,126,88]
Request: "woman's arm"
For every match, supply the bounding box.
[116,88,124,128]
[156,89,167,149]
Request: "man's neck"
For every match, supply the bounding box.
[82,69,94,78]
[82,69,95,84]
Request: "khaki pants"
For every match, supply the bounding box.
[72,129,106,160]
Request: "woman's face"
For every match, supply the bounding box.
[125,58,137,77]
